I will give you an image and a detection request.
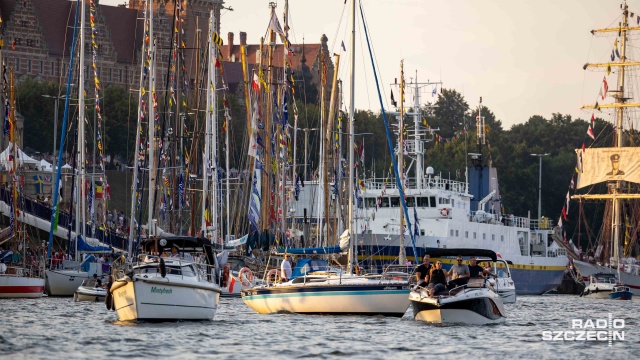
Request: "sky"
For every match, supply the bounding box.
[101,0,632,129]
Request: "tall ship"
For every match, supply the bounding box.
[354,76,568,295]
[571,1,640,295]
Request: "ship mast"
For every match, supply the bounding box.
[398,61,406,265]
[574,1,636,265]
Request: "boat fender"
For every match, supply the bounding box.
[238,267,253,286]
[222,264,230,287]
[440,208,449,217]
[159,258,167,278]
[105,290,113,310]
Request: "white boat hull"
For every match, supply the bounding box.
[497,289,516,304]
[242,281,410,316]
[409,287,507,324]
[414,308,506,324]
[0,275,45,298]
[46,270,92,296]
[574,260,640,295]
[74,286,106,302]
[111,277,221,321]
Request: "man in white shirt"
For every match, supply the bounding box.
[280,254,292,282]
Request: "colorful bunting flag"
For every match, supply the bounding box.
[587,124,595,140]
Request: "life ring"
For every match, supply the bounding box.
[266,269,281,285]
[238,267,254,286]
[440,208,449,217]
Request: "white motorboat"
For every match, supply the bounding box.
[580,273,617,299]
[0,265,45,298]
[479,258,516,304]
[74,279,106,302]
[409,249,507,324]
[108,236,222,321]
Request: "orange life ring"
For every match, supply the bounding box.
[238,267,254,286]
[440,208,449,217]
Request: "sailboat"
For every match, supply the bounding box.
[572,1,640,297]
[241,0,411,317]
[0,66,46,299]
[44,0,112,296]
[108,4,222,321]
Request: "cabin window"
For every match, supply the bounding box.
[439,197,450,205]
[380,197,390,207]
[501,235,504,242]
[482,233,486,240]
[406,197,415,207]
[451,199,455,207]
[473,232,477,239]
[417,197,429,207]
[450,229,454,236]
[492,234,495,241]
[390,197,400,207]
[465,231,469,238]
[365,197,376,208]
[518,231,529,256]
[455,230,459,237]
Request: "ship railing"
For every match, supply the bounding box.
[530,218,554,230]
[364,176,467,193]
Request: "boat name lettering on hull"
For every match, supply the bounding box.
[151,287,173,295]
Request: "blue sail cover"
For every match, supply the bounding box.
[75,235,111,253]
[277,246,343,255]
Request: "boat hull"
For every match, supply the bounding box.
[45,270,94,296]
[241,283,410,317]
[74,286,106,302]
[574,261,640,295]
[497,289,516,304]
[409,290,506,324]
[609,290,633,300]
[0,275,45,298]
[111,277,220,321]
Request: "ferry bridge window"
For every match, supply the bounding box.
[390,197,400,207]
[430,196,436,207]
[417,197,429,207]
[381,197,390,207]
[465,231,469,238]
[365,197,376,208]
[405,197,415,207]
[450,229,454,236]
[492,234,495,241]
[473,232,477,239]
[455,230,459,237]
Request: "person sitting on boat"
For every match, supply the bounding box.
[468,256,495,278]
[93,273,102,288]
[427,261,447,296]
[414,254,432,288]
[446,256,470,289]
[280,254,292,282]
[170,245,180,258]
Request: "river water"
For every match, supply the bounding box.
[0,295,638,359]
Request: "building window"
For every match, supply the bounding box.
[51,62,55,76]
[28,60,32,73]
[108,68,112,82]
[40,61,44,74]
[450,229,454,237]
[473,232,477,239]
[26,38,33,47]
[465,231,468,238]
[119,69,123,83]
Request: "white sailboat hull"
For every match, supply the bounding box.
[74,285,106,302]
[242,279,410,316]
[45,269,94,296]
[574,260,640,295]
[111,276,221,321]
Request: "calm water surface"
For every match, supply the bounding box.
[0,295,638,359]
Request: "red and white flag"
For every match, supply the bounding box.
[587,124,595,140]
[603,76,609,98]
[228,276,236,293]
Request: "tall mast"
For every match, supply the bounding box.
[346,0,356,273]
[280,0,289,244]
[398,61,406,266]
[77,0,86,253]
[612,2,629,266]
[202,11,214,239]
[129,1,149,252]
[147,0,156,238]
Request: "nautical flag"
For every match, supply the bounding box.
[558,216,563,228]
[95,182,103,199]
[33,175,45,194]
[587,124,595,139]
[341,41,346,52]
[570,177,575,189]
[211,31,223,46]
[432,86,437,97]
[391,90,397,107]
[178,173,185,208]
[611,50,615,61]
[591,113,595,127]
[294,175,301,201]
[561,205,567,221]
[282,93,289,130]
[255,159,267,173]
[204,197,211,227]
[4,99,10,137]
[603,76,608,98]
[248,132,258,158]
[413,205,420,236]
[228,276,236,293]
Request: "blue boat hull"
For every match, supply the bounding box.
[609,291,633,300]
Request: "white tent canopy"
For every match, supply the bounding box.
[0,144,39,168]
[40,159,52,170]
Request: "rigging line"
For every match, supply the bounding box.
[47,0,81,262]
[359,0,418,262]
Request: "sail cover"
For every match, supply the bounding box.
[576,147,640,188]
